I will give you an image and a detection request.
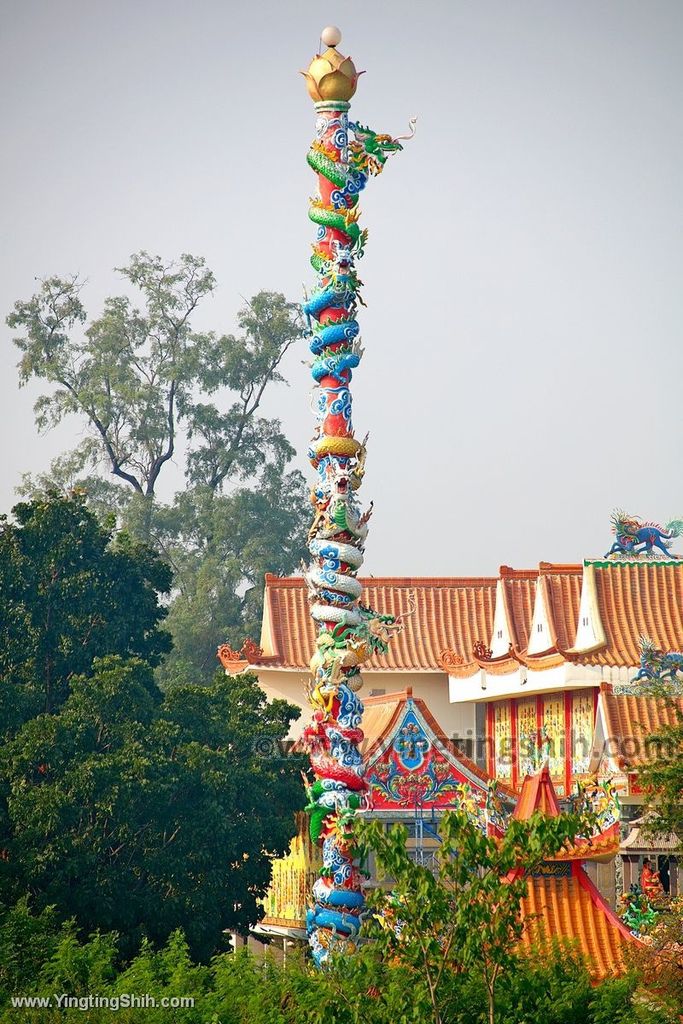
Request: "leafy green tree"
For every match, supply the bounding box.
[157,467,309,684]
[7,256,298,514]
[7,254,309,683]
[0,897,64,1001]
[0,657,303,960]
[625,896,683,1019]
[0,914,669,1023]
[358,808,591,1024]
[0,941,664,1024]
[0,493,170,736]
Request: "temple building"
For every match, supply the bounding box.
[511,766,636,981]
[255,687,515,942]
[240,573,497,749]
[235,557,683,815]
[224,552,683,955]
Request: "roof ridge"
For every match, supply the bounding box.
[364,687,413,705]
[538,562,583,574]
[263,573,500,587]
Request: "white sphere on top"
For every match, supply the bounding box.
[321,25,342,47]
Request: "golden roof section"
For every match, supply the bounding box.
[261,813,321,931]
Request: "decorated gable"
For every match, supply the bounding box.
[364,691,512,827]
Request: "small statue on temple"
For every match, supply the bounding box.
[605,510,683,559]
[641,858,664,900]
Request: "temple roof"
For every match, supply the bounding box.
[518,865,632,981]
[600,682,683,768]
[540,562,583,650]
[513,765,620,861]
[243,560,683,676]
[574,561,683,667]
[513,764,561,820]
[620,815,679,854]
[257,574,497,672]
[500,566,537,651]
[510,767,635,978]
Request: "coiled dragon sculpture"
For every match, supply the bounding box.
[298,30,412,966]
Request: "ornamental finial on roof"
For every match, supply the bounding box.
[604,509,683,559]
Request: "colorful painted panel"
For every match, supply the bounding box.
[517,699,538,778]
[542,695,565,783]
[367,700,490,813]
[494,701,513,780]
[393,708,430,769]
[571,691,594,776]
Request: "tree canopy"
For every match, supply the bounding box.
[7,255,309,684]
[1,659,302,960]
[7,256,300,504]
[0,493,171,735]
[636,696,683,841]
[0,493,303,960]
[358,808,592,1024]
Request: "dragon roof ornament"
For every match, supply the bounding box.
[604,509,683,561]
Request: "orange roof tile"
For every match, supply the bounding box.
[362,692,406,754]
[258,575,497,672]
[577,562,683,666]
[510,769,635,977]
[600,682,683,768]
[499,566,537,651]
[519,864,632,981]
[252,562,683,675]
[539,563,582,650]
[513,766,620,860]
[513,764,562,820]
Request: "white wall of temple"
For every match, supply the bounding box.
[253,668,476,745]
[490,579,511,657]
[449,662,605,703]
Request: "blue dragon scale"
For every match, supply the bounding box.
[299,32,410,965]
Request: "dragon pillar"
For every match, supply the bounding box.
[299,27,409,965]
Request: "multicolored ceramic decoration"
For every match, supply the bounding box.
[298,26,412,965]
[605,510,683,559]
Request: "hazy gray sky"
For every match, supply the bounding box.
[2,0,682,576]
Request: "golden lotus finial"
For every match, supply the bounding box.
[302,27,361,103]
